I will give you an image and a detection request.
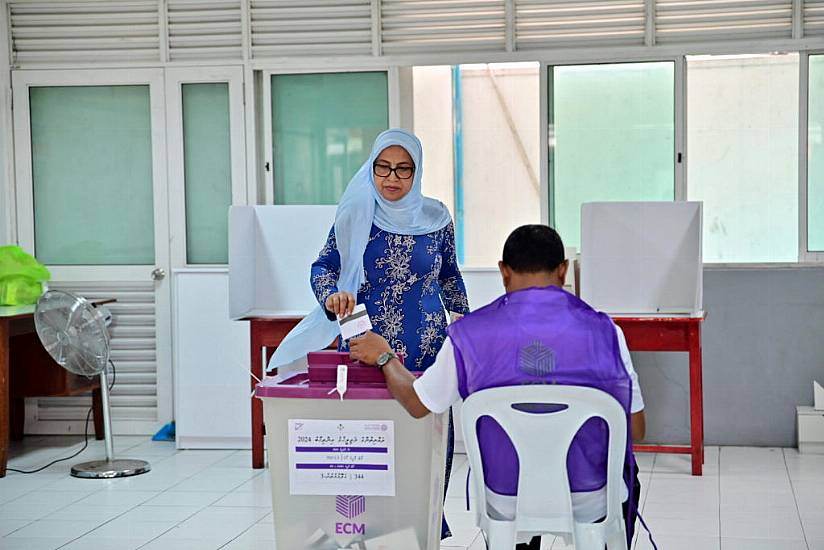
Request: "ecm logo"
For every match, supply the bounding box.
[335,495,366,535]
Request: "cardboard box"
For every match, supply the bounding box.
[798,405,824,454]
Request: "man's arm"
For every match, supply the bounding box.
[381,359,430,419]
[632,411,646,442]
[349,331,431,418]
[613,324,646,443]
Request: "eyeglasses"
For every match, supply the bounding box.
[373,162,414,180]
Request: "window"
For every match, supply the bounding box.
[808,55,824,252]
[412,66,454,217]
[414,63,541,266]
[271,72,389,205]
[30,85,154,265]
[182,82,232,264]
[687,54,799,263]
[549,62,676,251]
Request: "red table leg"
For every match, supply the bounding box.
[251,323,265,469]
[0,319,9,477]
[688,323,704,476]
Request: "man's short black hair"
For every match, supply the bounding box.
[502,225,565,273]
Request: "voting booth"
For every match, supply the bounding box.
[256,353,447,550]
[580,201,703,316]
[229,204,512,319]
[229,205,337,319]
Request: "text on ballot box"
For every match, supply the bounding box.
[288,419,396,496]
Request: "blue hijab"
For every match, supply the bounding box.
[268,128,453,370]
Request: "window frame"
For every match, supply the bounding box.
[540,51,824,268]
[684,51,807,268]
[401,48,824,268]
[408,62,543,269]
[165,65,248,269]
[12,68,170,276]
[260,65,401,206]
[800,50,824,263]
[544,57,682,246]
[11,67,174,435]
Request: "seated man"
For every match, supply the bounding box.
[350,224,645,550]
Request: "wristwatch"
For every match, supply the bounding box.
[376,351,397,370]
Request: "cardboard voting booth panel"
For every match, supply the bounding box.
[229,205,336,318]
[580,201,703,316]
[460,269,503,311]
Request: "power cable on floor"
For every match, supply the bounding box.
[7,360,117,474]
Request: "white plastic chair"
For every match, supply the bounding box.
[460,385,628,550]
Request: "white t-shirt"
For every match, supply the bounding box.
[413,323,644,523]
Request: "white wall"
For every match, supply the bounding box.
[0,5,13,245]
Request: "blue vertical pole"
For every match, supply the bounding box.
[451,65,465,264]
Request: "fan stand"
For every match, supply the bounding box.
[71,369,151,479]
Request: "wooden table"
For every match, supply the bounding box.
[247,316,303,469]
[613,315,706,476]
[1,300,113,477]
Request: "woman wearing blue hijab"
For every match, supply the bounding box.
[269,128,469,538]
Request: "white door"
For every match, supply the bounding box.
[164,66,247,268]
[13,69,172,435]
[164,66,252,447]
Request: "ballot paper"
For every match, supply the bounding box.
[364,527,421,550]
[338,304,372,340]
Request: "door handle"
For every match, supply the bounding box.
[151,268,166,281]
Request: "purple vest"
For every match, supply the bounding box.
[448,286,633,496]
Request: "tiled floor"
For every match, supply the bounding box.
[2,437,824,549]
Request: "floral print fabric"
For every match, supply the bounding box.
[311,222,470,371]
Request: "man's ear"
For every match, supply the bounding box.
[498,261,512,291]
[557,259,569,286]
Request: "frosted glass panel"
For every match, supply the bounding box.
[30,85,154,265]
[272,72,389,205]
[809,55,824,252]
[412,63,541,267]
[183,83,232,264]
[412,66,455,218]
[550,62,675,249]
[460,63,541,267]
[687,54,798,263]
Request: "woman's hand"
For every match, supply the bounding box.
[325,291,356,319]
[449,312,464,323]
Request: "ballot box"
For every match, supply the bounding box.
[256,352,447,550]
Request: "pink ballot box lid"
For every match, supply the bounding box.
[255,351,415,400]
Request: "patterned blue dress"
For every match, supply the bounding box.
[310,222,470,371]
[310,222,469,539]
